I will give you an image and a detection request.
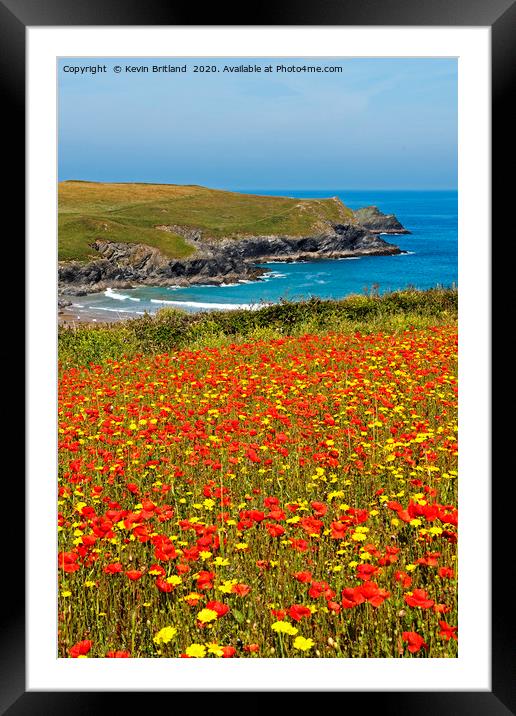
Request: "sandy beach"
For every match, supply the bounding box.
[58,307,131,326]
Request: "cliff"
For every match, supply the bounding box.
[58,224,402,295]
[58,182,409,295]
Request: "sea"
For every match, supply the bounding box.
[67,190,458,321]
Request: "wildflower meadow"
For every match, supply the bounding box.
[58,313,458,658]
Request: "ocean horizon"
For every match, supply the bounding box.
[65,189,458,321]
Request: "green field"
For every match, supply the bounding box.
[58,181,354,262]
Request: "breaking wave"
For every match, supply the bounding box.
[104,287,141,302]
[150,299,263,311]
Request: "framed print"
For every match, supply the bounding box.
[4,0,510,710]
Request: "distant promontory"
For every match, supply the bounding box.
[58,182,410,296]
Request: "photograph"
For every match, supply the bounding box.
[57,56,460,660]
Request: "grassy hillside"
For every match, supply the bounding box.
[58,181,354,262]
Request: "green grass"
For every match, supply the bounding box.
[58,215,196,262]
[59,181,354,262]
[58,288,458,367]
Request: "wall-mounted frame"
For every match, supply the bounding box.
[3,0,509,711]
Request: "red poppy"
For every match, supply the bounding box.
[196,571,215,590]
[404,589,434,609]
[206,600,229,618]
[402,631,428,653]
[394,570,412,589]
[266,523,285,538]
[125,570,144,581]
[221,646,237,658]
[58,551,80,573]
[266,508,286,521]
[364,543,382,558]
[246,449,261,463]
[69,639,92,658]
[438,567,454,579]
[264,496,279,508]
[387,501,403,512]
[342,587,365,609]
[356,563,378,581]
[359,582,390,607]
[433,603,451,614]
[243,644,259,653]
[299,516,323,535]
[311,501,327,517]
[232,583,251,597]
[289,539,309,552]
[182,546,200,562]
[417,552,440,567]
[308,581,334,599]
[397,510,412,523]
[349,508,369,525]
[155,577,173,593]
[293,571,312,584]
[106,650,130,658]
[287,604,312,622]
[378,546,399,566]
[154,542,177,562]
[271,608,287,619]
[438,621,458,641]
[103,562,123,575]
[330,520,348,539]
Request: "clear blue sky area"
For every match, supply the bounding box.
[58,57,457,190]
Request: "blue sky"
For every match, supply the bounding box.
[58,57,457,190]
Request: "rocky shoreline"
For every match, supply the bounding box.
[58,206,409,298]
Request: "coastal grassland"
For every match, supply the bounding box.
[58,215,196,262]
[58,288,457,367]
[58,181,353,261]
[58,288,458,658]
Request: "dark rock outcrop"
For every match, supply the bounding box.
[352,206,410,234]
[209,224,400,263]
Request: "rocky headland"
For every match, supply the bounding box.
[352,206,410,234]
[58,207,409,297]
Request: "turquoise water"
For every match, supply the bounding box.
[70,190,457,320]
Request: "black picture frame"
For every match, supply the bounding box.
[6,0,508,711]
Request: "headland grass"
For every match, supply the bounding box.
[59,181,353,262]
